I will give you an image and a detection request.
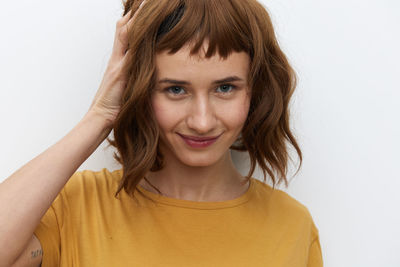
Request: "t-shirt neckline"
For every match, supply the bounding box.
[136,177,255,210]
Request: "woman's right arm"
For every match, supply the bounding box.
[0,2,147,266]
[0,111,111,267]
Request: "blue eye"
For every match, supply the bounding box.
[166,86,185,95]
[216,84,236,93]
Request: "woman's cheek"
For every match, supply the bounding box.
[217,95,250,127]
[152,96,183,130]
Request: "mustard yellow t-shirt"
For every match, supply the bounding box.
[34,168,323,267]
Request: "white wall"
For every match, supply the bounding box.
[1,0,399,266]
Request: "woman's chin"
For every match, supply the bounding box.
[175,151,227,168]
[179,158,217,168]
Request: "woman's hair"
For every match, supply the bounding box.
[107,0,303,198]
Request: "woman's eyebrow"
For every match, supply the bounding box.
[158,76,244,85]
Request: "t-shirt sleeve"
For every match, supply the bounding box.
[33,170,83,267]
[34,195,63,267]
[307,231,323,267]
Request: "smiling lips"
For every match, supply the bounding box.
[178,133,221,148]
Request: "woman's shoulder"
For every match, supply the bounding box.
[251,178,319,238]
[61,168,122,198]
[251,178,315,222]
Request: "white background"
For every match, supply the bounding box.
[1,0,399,266]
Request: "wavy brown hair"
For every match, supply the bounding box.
[107,0,302,198]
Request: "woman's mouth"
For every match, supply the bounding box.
[178,133,221,148]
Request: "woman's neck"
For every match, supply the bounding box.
[139,151,249,202]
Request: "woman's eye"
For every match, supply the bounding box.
[216,84,236,94]
[166,86,185,95]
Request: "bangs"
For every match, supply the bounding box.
[155,0,252,59]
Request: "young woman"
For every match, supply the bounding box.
[0,0,323,266]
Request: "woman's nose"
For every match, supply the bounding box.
[186,95,217,135]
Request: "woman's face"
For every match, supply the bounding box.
[152,41,251,167]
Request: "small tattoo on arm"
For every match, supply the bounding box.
[31,249,43,258]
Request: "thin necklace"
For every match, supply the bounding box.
[143,176,164,196]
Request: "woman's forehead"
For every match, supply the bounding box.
[155,48,250,82]
[156,41,249,71]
